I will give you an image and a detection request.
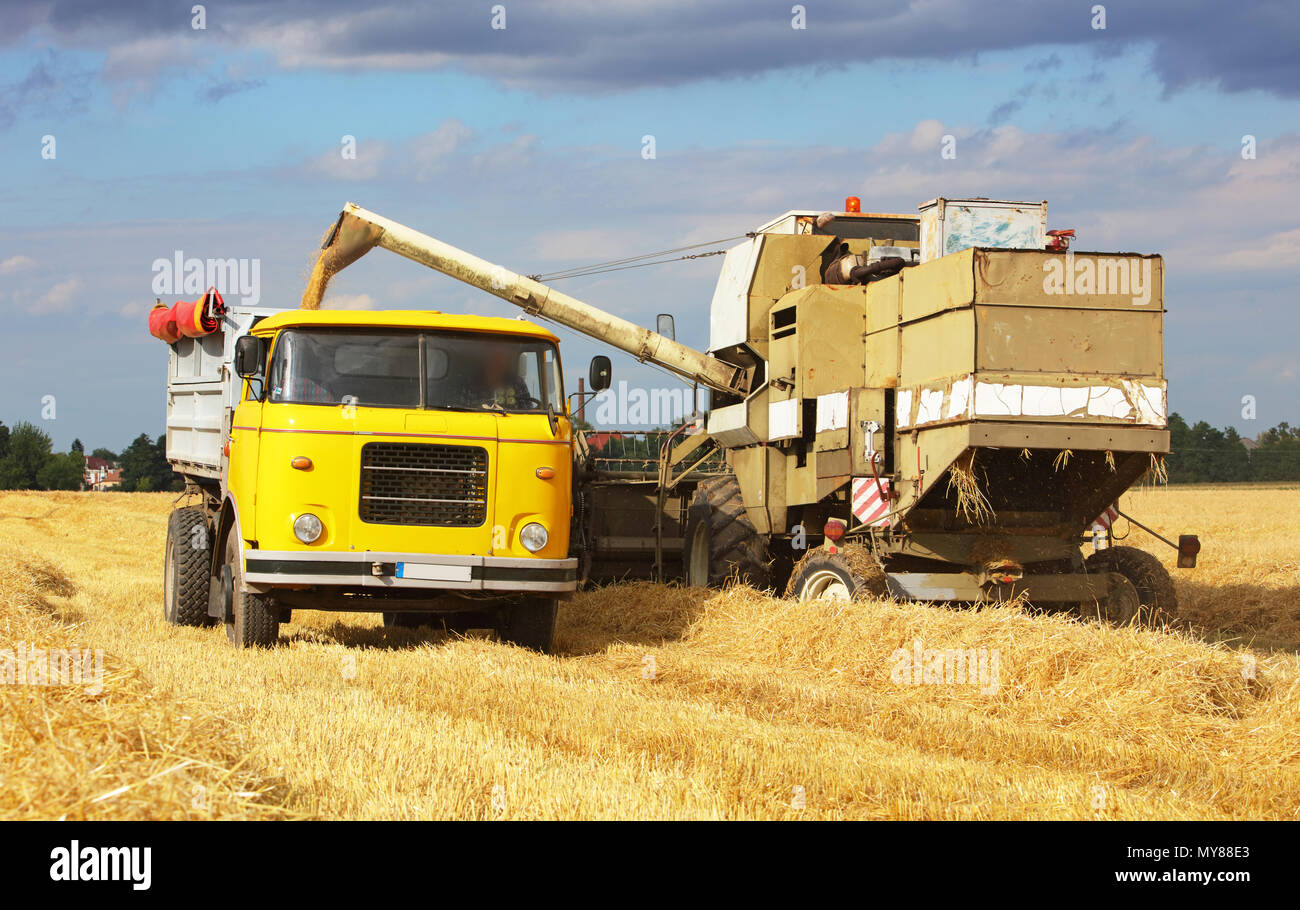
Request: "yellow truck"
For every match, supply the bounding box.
[162,306,591,650]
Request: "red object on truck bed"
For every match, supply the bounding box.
[148,288,226,343]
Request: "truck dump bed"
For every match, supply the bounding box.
[165,307,277,480]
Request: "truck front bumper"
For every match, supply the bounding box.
[244,550,579,594]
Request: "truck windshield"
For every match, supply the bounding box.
[267,329,563,413]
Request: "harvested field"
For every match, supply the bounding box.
[1,487,1297,819]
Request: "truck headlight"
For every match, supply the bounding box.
[519,522,548,553]
[294,513,324,544]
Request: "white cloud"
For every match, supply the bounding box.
[304,140,392,181]
[321,293,374,310]
[30,276,84,313]
[0,254,35,275]
[529,228,649,263]
[299,121,477,183]
[412,119,474,181]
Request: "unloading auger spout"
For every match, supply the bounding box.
[302,202,752,396]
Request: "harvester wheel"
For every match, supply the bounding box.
[1084,545,1178,624]
[497,597,558,653]
[785,545,888,602]
[222,533,279,648]
[683,475,771,589]
[163,506,214,627]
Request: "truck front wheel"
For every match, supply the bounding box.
[163,506,214,627]
[223,533,279,648]
[497,598,558,653]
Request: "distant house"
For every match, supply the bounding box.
[1241,436,1259,452]
[84,457,122,490]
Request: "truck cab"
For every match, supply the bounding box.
[163,308,579,651]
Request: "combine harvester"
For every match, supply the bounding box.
[155,196,1199,650]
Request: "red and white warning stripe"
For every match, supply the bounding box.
[1092,503,1119,531]
[851,477,891,527]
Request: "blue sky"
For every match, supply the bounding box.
[1,1,1297,451]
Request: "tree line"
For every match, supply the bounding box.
[1166,413,1300,483]
[0,421,183,492]
[0,413,1297,491]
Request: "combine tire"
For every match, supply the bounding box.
[163,506,214,627]
[497,597,558,653]
[1083,545,1178,624]
[785,545,888,602]
[682,475,771,589]
[223,533,279,648]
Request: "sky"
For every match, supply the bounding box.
[0,0,1297,452]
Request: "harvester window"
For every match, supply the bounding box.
[813,216,919,243]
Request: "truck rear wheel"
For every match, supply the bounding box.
[164,506,214,627]
[1084,545,1178,623]
[683,475,771,589]
[223,533,279,648]
[786,545,888,602]
[497,597,558,653]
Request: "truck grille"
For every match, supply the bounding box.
[358,442,488,527]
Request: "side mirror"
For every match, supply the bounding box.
[656,313,675,341]
[234,335,266,379]
[588,355,612,393]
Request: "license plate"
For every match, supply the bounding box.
[394,562,473,583]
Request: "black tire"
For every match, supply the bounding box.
[1084,545,1178,623]
[785,545,888,602]
[163,506,214,627]
[223,532,279,648]
[682,475,771,589]
[497,598,558,653]
[382,612,430,629]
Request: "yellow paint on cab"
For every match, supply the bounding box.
[226,312,571,559]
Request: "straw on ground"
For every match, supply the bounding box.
[1,487,1296,819]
